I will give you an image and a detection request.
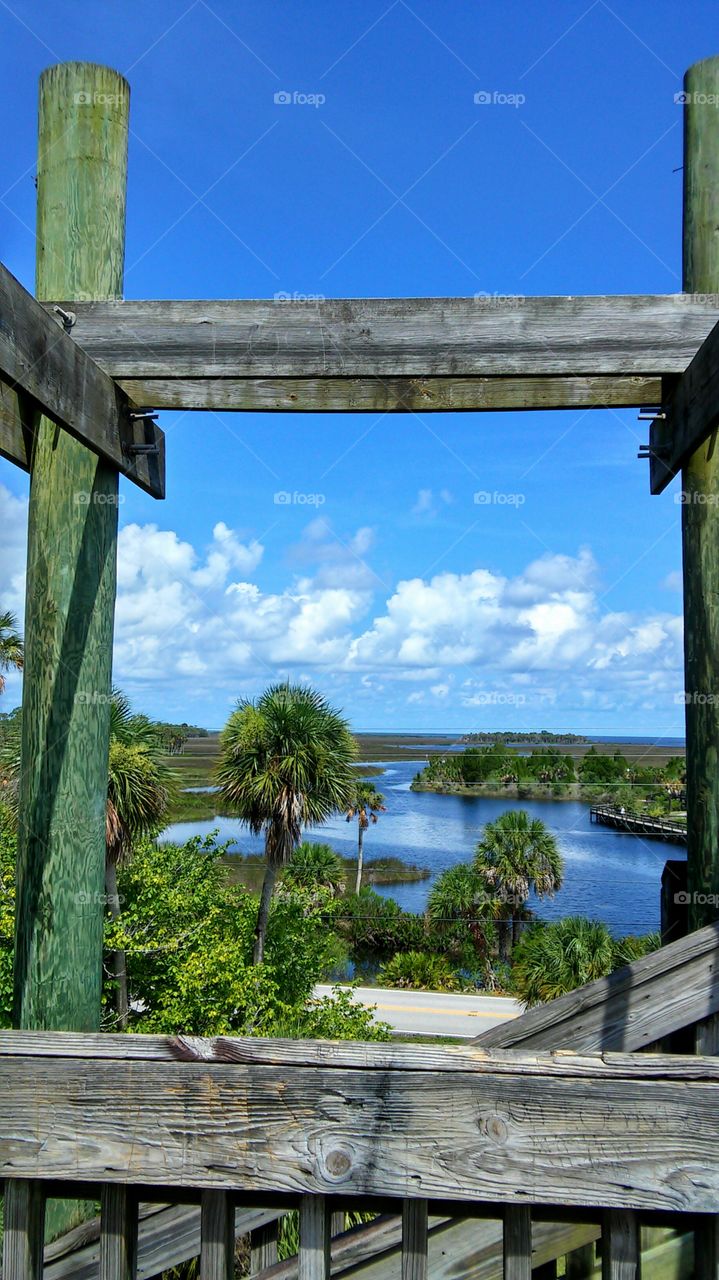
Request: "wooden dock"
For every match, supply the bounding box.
[590,805,687,845]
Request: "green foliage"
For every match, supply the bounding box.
[107,833,388,1040]
[0,609,23,697]
[282,842,345,895]
[378,950,465,992]
[341,888,426,959]
[511,916,661,1007]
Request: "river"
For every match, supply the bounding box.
[160,759,685,936]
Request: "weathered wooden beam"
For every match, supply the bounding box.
[679,55,719,933]
[0,262,164,496]
[649,318,719,493]
[3,1048,719,1211]
[45,296,719,385]
[2,1178,46,1280]
[474,921,719,1052]
[110,373,663,414]
[99,1185,137,1280]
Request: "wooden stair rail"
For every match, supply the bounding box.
[473,921,719,1052]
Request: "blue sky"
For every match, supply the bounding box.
[0,1,713,734]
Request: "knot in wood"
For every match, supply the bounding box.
[478,1112,509,1145]
[318,1140,354,1182]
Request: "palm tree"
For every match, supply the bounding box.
[475,810,563,963]
[216,683,357,963]
[428,862,495,957]
[105,692,174,1027]
[0,611,23,695]
[346,782,386,894]
[283,841,345,897]
[511,917,617,1006]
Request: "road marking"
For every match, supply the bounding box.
[372,1002,517,1019]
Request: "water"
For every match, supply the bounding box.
[161,760,685,936]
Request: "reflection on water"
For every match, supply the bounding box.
[161,759,684,935]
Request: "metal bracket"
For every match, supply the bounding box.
[52,304,76,332]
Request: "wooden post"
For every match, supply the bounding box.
[100,1185,138,1280]
[402,1200,428,1280]
[251,1219,279,1273]
[680,55,719,931]
[505,1207,533,1280]
[200,1190,235,1280]
[8,60,128,1247]
[299,1196,331,1280]
[12,62,128,1030]
[602,1211,639,1280]
[2,1179,45,1280]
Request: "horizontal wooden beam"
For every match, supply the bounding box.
[475,921,719,1053]
[0,262,164,497]
[111,373,663,414]
[2,1039,719,1211]
[44,296,718,400]
[649,317,719,493]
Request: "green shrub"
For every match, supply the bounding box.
[378,950,464,992]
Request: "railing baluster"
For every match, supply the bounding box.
[504,1206,533,1280]
[602,1210,639,1280]
[331,1210,346,1238]
[299,1195,331,1280]
[100,1185,138,1280]
[566,1242,596,1280]
[200,1190,235,1280]
[402,1199,428,1280]
[2,1179,46,1280]
[695,1215,719,1280]
[251,1218,279,1274]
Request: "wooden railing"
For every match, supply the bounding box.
[2,1029,719,1280]
[589,805,687,845]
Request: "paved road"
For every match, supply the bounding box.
[314,984,521,1038]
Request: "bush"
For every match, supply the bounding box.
[378,950,464,992]
[511,916,660,1007]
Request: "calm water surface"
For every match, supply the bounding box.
[161,759,685,935]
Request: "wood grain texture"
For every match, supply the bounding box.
[0,261,163,496]
[402,1200,427,1280]
[504,1207,532,1280]
[252,1219,280,1274]
[200,1190,234,1280]
[46,295,719,379]
[2,1178,46,1280]
[299,1197,330,1280]
[650,318,719,493]
[680,56,719,933]
[2,1049,719,1211]
[601,1211,638,1280]
[111,373,663,414]
[0,381,37,470]
[474,922,719,1051]
[13,62,128,1039]
[99,1185,138,1280]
